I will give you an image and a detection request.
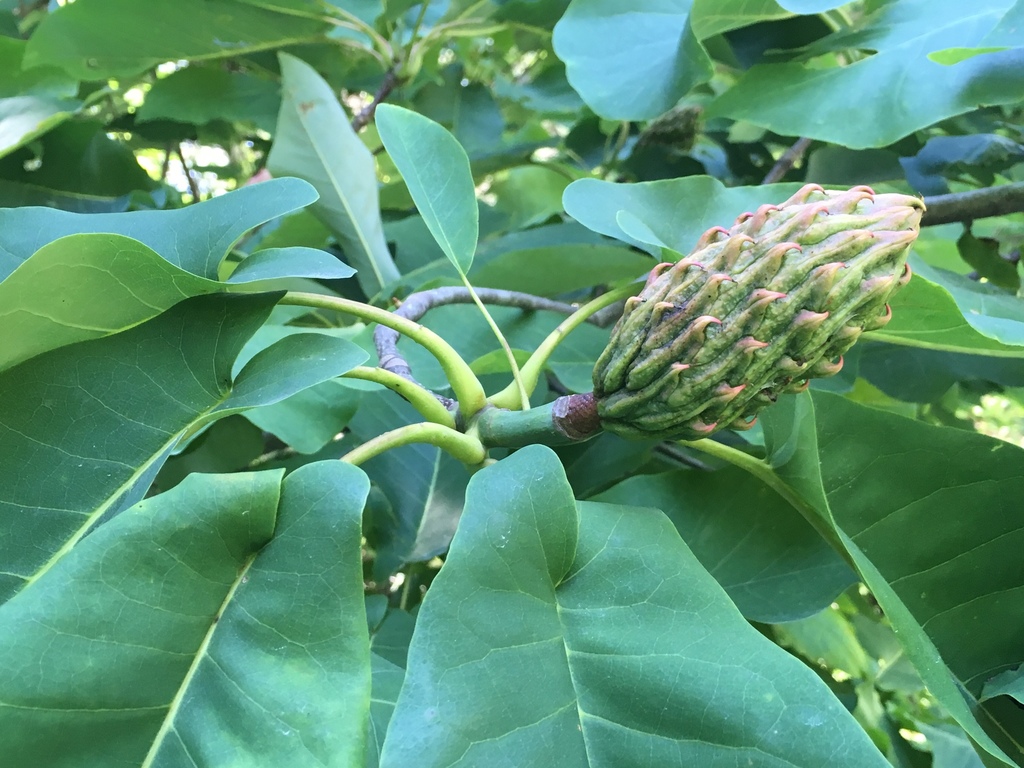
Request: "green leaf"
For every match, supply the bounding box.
[0,292,308,605]
[708,0,1024,149]
[874,258,1024,356]
[24,0,330,80]
[0,120,157,207]
[0,37,79,158]
[0,231,350,373]
[155,415,266,491]
[226,246,355,283]
[379,445,888,767]
[775,606,872,678]
[247,381,363,454]
[0,234,213,372]
[957,229,1019,291]
[983,0,1024,46]
[552,0,849,120]
[366,653,405,768]
[595,467,856,623]
[366,608,412,768]
[268,53,400,296]
[755,392,1024,763]
[375,104,479,275]
[0,176,319,281]
[214,332,368,416]
[918,723,991,768]
[911,259,1024,346]
[563,175,803,254]
[0,462,372,766]
[552,0,713,121]
[982,665,1024,705]
[471,244,651,296]
[137,65,281,133]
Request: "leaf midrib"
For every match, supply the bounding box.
[139,553,259,768]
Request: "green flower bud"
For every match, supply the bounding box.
[594,184,924,440]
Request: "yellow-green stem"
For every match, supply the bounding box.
[682,438,857,572]
[281,292,488,417]
[489,284,639,410]
[342,366,456,429]
[341,422,486,467]
[461,275,530,410]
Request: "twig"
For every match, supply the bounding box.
[922,182,1024,227]
[762,137,814,184]
[352,68,402,132]
[175,143,202,203]
[373,287,613,403]
[160,144,173,181]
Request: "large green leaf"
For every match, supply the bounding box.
[0,293,364,604]
[24,0,330,80]
[0,231,352,372]
[563,176,803,254]
[0,120,158,212]
[375,104,479,275]
[551,0,847,120]
[708,0,1024,148]
[551,0,711,121]
[747,393,1024,764]
[0,37,80,159]
[268,53,399,296]
[0,176,319,280]
[137,65,281,133]
[233,322,366,454]
[0,462,372,767]
[379,445,888,767]
[595,466,855,623]
[471,244,652,297]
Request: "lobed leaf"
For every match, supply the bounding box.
[0,462,372,767]
[708,0,1024,149]
[596,466,856,623]
[379,445,888,767]
[754,392,1024,764]
[0,293,365,604]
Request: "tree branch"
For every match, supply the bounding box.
[762,137,814,184]
[175,143,202,203]
[352,68,402,132]
[373,287,613,404]
[922,182,1024,227]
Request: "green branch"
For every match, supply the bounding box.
[341,422,486,467]
[280,292,488,417]
[342,366,456,429]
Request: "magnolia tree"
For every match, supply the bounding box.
[2,0,1024,766]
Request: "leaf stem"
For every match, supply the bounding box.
[342,366,456,428]
[489,284,638,410]
[341,422,486,467]
[280,292,487,417]
[325,9,394,60]
[408,0,432,42]
[461,275,530,410]
[683,438,858,572]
